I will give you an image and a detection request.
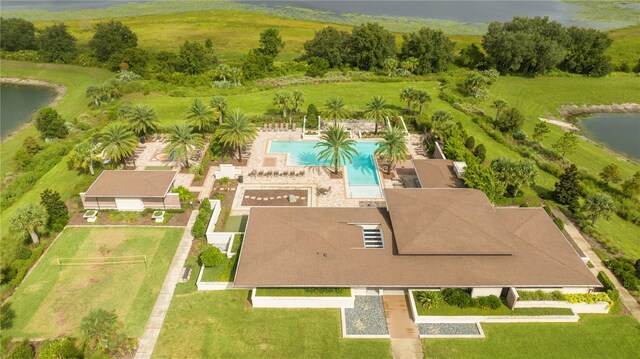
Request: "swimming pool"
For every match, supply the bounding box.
[269,140,383,198]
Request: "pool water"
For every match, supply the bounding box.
[269,140,383,198]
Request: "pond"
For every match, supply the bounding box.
[1,84,57,138]
[580,113,640,160]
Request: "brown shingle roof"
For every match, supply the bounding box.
[413,159,465,188]
[385,188,515,255]
[233,205,599,288]
[83,170,177,198]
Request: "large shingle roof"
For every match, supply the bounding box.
[413,159,465,189]
[83,170,177,198]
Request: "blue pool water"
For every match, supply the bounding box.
[269,140,383,198]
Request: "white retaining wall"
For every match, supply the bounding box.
[514,300,609,314]
[471,287,502,297]
[205,199,234,253]
[195,265,234,291]
[250,288,356,308]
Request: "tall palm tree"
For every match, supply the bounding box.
[68,141,101,175]
[400,86,417,112]
[375,126,409,174]
[164,123,205,168]
[210,96,228,125]
[492,99,508,122]
[98,123,138,165]
[215,108,258,162]
[292,90,304,113]
[273,91,294,118]
[9,203,47,244]
[324,96,348,126]
[315,125,358,175]
[364,96,391,134]
[186,98,215,133]
[415,90,431,114]
[124,104,158,137]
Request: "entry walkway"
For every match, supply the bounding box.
[555,210,640,322]
[383,295,423,359]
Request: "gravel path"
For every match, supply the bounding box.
[344,296,389,336]
[418,323,481,336]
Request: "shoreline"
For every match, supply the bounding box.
[0,77,67,144]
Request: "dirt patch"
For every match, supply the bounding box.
[241,190,308,207]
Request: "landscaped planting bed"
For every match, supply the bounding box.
[412,291,573,316]
[344,296,389,336]
[255,288,351,297]
[418,323,481,336]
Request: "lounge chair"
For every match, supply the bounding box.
[265,170,273,176]
[257,170,264,176]
[248,170,257,177]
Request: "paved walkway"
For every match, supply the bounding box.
[383,295,423,359]
[555,210,640,322]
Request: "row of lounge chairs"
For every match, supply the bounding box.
[262,122,297,132]
[248,169,305,177]
[244,195,307,201]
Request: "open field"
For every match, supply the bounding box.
[152,290,391,359]
[3,227,183,338]
[423,314,640,358]
[607,26,640,69]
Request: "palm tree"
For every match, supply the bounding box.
[215,108,258,162]
[273,91,294,118]
[375,126,409,174]
[292,90,304,113]
[210,96,228,125]
[186,98,214,133]
[9,203,47,244]
[324,96,348,126]
[315,125,358,175]
[400,86,417,112]
[415,90,431,114]
[68,141,101,175]
[401,57,419,74]
[124,104,158,137]
[164,123,205,169]
[364,96,391,134]
[98,123,138,165]
[492,99,508,122]
[229,67,242,85]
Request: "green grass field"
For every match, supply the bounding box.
[3,227,183,338]
[152,290,390,359]
[423,314,640,358]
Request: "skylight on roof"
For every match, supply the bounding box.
[358,224,384,249]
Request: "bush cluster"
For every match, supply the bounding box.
[199,246,224,267]
[192,199,213,239]
[605,258,640,291]
[441,289,503,310]
[597,271,620,302]
[565,293,612,305]
[517,290,565,301]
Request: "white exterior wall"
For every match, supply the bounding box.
[514,300,609,314]
[517,287,591,294]
[471,287,503,297]
[250,289,355,308]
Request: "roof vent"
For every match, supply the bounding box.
[360,224,384,248]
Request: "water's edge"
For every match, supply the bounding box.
[0,78,67,143]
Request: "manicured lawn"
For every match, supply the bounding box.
[412,292,573,316]
[3,227,183,338]
[223,215,248,232]
[255,288,352,297]
[152,290,390,359]
[423,314,640,358]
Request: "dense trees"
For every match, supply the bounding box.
[315,125,358,175]
[34,107,68,140]
[483,16,612,76]
[242,27,284,80]
[399,27,454,74]
[301,26,350,68]
[178,41,216,75]
[483,17,567,75]
[0,18,37,51]
[89,21,138,62]
[258,28,285,58]
[455,43,487,70]
[347,22,396,70]
[560,27,612,77]
[38,23,77,63]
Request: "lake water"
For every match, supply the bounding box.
[243,0,579,25]
[0,84,57,137]
[580,113,640,160]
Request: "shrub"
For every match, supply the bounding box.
[597,271,620,301]
[513,129,527,142]
[14,246,32,260]
[565,293,612,305]
[477,295,502,309]
[199,198,211,214]
[604,258,640,291]
[543,205,553,217]
[39,338,81,359]
[200,246,224,267]
[473,144,486,162]
[172,185,196,202]
[553,217,564,230]
[7,341,34,359]
[464,136,475,150]
[191,219,206,238]
[416,291,442,309]
[517,290,565,301]
[442,288,474,308]
[304,287,344,295]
